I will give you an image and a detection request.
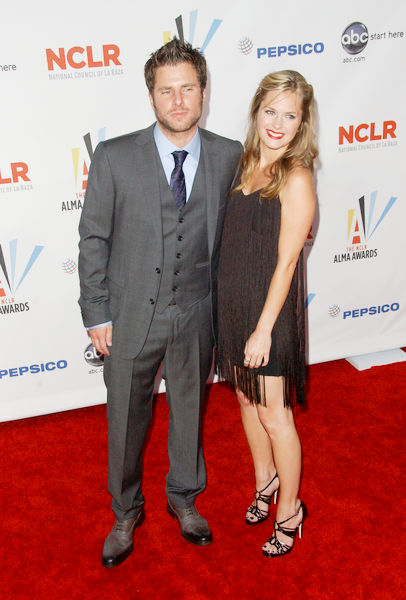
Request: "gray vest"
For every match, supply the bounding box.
[155,152,210,313]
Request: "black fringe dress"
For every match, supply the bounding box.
[216,189,306,407]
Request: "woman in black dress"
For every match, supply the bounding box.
[217,71,317,557]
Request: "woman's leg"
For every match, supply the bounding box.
[236,388,278,522]
[256,376,303,553]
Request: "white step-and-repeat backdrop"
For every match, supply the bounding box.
[1,0,405,421]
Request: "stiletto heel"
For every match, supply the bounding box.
[262,500,307,557]
[298,522,303,539]
[245,472,279,525]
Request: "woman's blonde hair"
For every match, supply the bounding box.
[236,70,318,199]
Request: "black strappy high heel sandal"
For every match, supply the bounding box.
[245,472,279,525]
[262,500,307,557]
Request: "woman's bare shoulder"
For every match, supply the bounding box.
[280,166,314,204]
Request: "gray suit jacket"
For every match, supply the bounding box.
[78,124,242,359]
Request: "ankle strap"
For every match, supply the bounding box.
[276,501,303,528]
[256,472,278,495]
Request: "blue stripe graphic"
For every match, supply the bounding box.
[366,190,377,237]
[15,245,44,292]
[305,293,315,309]
[200,19,222,53]
[98,128,106,142]
[189,10,198,45]
[369,196,397,239]
[10,239,17,292]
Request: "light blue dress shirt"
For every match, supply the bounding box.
[153,123,201,201]
[87,124,201,331]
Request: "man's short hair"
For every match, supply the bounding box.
[144,37,207,93]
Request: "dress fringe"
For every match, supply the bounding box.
[216,358,305,409]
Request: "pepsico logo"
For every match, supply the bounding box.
[62,258,77,275]
[328,304,341,318]
[238,36,254,55]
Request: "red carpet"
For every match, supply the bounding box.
[1,358,405,599]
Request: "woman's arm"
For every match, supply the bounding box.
[244,167,316,369]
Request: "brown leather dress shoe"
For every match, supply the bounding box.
[101,508,145,568]
[167,501,212,545]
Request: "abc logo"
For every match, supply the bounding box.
[84,343,104,366]
[341,22,369,55]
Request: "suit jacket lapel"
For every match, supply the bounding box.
[200,128,219,256]
[132,124,163,245]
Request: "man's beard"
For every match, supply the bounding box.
[156,112,201,134]
[152,98,203,134]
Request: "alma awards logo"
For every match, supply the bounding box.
[333,191,397,264]
[62,128,106,212]
[0,239,44,315]
[163,11,222,50]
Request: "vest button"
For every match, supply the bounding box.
[155,267,161,274]
[149,298,155,304]
[177,234,183,241]
[174,270,179,276]
[172,286,178,292]
[178,216,184,223]
[176,252,182,259]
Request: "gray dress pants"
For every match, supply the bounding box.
[103,294,214,521]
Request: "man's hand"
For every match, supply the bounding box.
[88,324,113,356]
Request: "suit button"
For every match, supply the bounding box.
[149,298,155,304]
[177,235,183,241]
[174,270,179,276]
[172,286,178,292]
[178,216,184,223]
[155,267,161,274]
[176,252,182,259]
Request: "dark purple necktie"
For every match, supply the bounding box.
[170,150,188,210]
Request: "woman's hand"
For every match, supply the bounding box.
[244,329,272,369]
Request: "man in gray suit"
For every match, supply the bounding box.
[78,38,242,568]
